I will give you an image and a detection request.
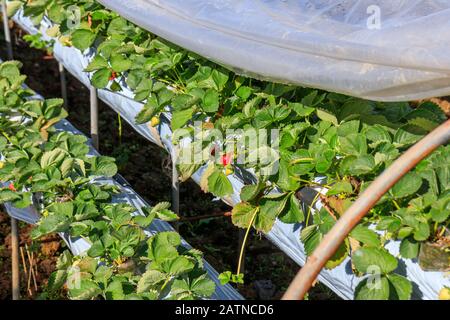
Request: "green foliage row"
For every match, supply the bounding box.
[0,60,215,300]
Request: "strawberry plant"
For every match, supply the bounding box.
[0,61,216,300]
[8,0,450,300]
[23,33,55,56]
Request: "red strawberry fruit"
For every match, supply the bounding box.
[221,153,232,166]
[109,72,117,81]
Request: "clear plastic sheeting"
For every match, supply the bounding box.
[11,10,450,300]
[97,0,450,101]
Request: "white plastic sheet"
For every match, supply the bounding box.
[11,10,450,300]
[98,0,450,102]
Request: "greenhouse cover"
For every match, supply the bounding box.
[99,0,450,101]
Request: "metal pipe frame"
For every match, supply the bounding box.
[282,119,450,300]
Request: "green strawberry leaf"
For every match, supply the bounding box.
[352,247,398,274]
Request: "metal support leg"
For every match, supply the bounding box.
[172,154,180,215]
[1,0,13,60]
[10,217,20,300]
[171,153,180,231]
[3,0,20,300]
[90,87,99,150]
[59,62,68,110]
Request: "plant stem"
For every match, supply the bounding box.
[293,177,331,189]
[306,191,321,226]
[438,224,446,237]
[392,200,401,210]
[160,276,172,293]
[117,113,122,145]
[236,207,259,276]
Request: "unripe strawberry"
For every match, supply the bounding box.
[439,287,450,300]
[150,116,160,127]
[59,35,72,47]
[0,161,4,169]
[225,167,234,176]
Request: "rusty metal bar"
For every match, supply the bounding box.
[282,119,450,300]
[10,217,20,300]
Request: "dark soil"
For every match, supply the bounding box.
[0,23,340,300]
[0,211,65,300]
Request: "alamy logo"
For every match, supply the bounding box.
[367,5,381,30]
[66,5,81,30]
[66,266,81,290]
[366,265,382,290]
